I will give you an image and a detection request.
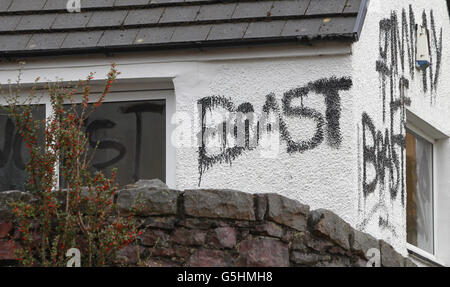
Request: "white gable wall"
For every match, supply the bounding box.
[352,0,450,264]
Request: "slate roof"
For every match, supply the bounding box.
[0,0,369,57]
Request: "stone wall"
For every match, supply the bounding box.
[0,180,416,267]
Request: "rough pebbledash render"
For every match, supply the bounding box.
[0,180,414,267]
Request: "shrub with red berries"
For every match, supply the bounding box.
[1,64,142,267]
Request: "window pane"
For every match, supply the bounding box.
[63,100,166,187]
[0,105,46,192]
[406,130,434,254]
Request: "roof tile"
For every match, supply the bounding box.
[115,0,151,6]
[0,0,13,12]
[124,8,164,25]
[244,20,286,38]
[52,12,92,29]
[281,18,323,37]
[270,0,309,17]
[196,3,237,21]
[61,31,104,48]
[8,0,46,12]
[134,26,176,44]
[159,6,201,23]
[171,24,212,42]
[207,22,248,40]
[43,0,69,11]
[26,32,67,50]
[0,34,31,51]
[343,0,362,13]
[98,29,140,46]
[150,0,185,4]
[0,15,21,32]
[82,0,115,9]
[15,14,57,31]
[318,17,356,35]
[306,0,347,15]
[232,1,274,19]
[87,10,129,28]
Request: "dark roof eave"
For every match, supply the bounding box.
[0,34,357,59]
[353,0,370,41]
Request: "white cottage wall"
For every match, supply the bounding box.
[352,0,450,263]
[175,54,357,225]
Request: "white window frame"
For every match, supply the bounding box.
[0,83,176,189]
[405,123,438,263]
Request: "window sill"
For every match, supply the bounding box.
[407,244,446,267]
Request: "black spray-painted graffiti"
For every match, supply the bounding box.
[0,101,164,191]
[87,102,164,183]
[198,76,352,185]
[376,5,442,112]
[361,110,407,237]
[359,6,443,236]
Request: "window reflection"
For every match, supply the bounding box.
[406,130,434,254]
[0,105,46,192]
[64,100,166,187]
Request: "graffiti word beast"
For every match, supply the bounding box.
[197,76,352,184]
[362,112,404,202]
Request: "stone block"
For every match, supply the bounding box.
[117,181,178,216]
[350,230,379,260]
[172,228,207,246]
[0,191,33,220]
[0,241,17,261]
[254,194,267,221]
[236,238,289,267]
[0,222,12,239]
[184,189,255,221]
[144,216,177,230]
[188,249,228,267]
[209,227,237,249]
[380,240,404,267]
[254,222,284,238]
[404,257,418,267]
[140,229,170,248]
[308,209,353,250]
[290,251,327,265]
[266,193,309,231]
